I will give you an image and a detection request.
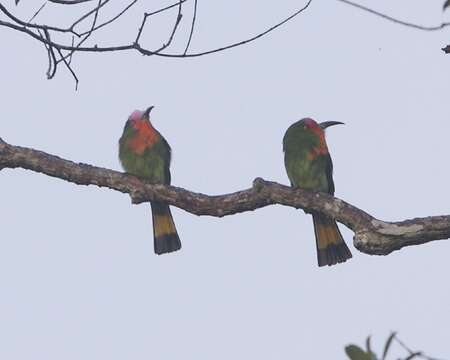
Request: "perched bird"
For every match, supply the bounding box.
[283,118,352,266]
[119,106,181,255]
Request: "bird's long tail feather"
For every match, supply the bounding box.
[312,213,352,266]
[151,201,181,255]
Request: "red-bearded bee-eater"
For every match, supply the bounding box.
[283,118,352,266]
[119,106,181,255]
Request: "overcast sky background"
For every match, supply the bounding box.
[2,0,450,358]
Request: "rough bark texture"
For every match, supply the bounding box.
[1,137,449,255]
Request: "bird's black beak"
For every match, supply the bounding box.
[143,106,154,119]
[319,121,344,129]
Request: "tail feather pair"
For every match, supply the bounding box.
[312,213,352,267]
[151,201,181,255]
[150,200,350,264]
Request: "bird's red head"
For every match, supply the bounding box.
[297,118,344,159]
[128,106,155,131]
[125,106,158,153]
[302,118,344,134]
[303,118,322,133]
[129,110,143,123]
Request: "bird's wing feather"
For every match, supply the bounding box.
[325,153,335,195]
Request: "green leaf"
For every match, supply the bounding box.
[345,345,374,360]
[382,332,397,360]
[444,0,450,11]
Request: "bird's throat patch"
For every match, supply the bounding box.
[307,130,329,160]
[128,121,159,154]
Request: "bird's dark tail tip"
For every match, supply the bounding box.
[151,202,182,255]
[313,213,352,267]
[316,242,352,267]
[154,233,182,255]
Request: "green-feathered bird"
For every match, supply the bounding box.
[283,118,351,266]
[119,106,181,255]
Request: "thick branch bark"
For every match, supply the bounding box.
[1,137,449,256]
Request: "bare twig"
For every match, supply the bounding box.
[336,0,450,31]
[394,335,445,360]
[55,47,79,89]
[171,0,314,57]
[28,2,47,23]
[0,137,449,256]
[78,0,139,36]
[0,0,313,86]
[183,0,197,55]
[42,28,57,79]
[1,0,313,57]
[0,3,80,35]
[69,0,110,31]
[68,35,75,64]
[58,0,104,64]
[147,0,189,17]
[38,28,55,78]
[135,0,184,55]
[335,0,450,54]
[49,0,95,4]
[4,0,450,87]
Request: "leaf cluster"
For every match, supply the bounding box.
[345,333,440,360]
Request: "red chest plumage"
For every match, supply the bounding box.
[128,121,159,155]
[307,126,329,160]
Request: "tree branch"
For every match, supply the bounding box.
[336,0,450,54]
[1,137,449,256]
[336,0,450,31]
[4,0,450,88]
[1,0,313,85]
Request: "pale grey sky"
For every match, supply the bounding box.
[2,1,450,358]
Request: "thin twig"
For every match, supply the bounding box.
[43,28,57,79]
[336,0,450,31]
[68,35,75,64]
[28,2,47,23]
[162,0,314,57]
[75,0,102,47]
[135,0,184,55]
[69,0,110,31]
[49,0,94,4]
[135,11,149,43]
[5,0,449,85]
[395,336,445,360]
[55,47,79,89]
[147,0,189,17]
[37,28,56,79]
[79,0,139,36]
[183,0,198,55]
[0,0,314,58]
[57,0,105,65]
[0,3,80,36]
